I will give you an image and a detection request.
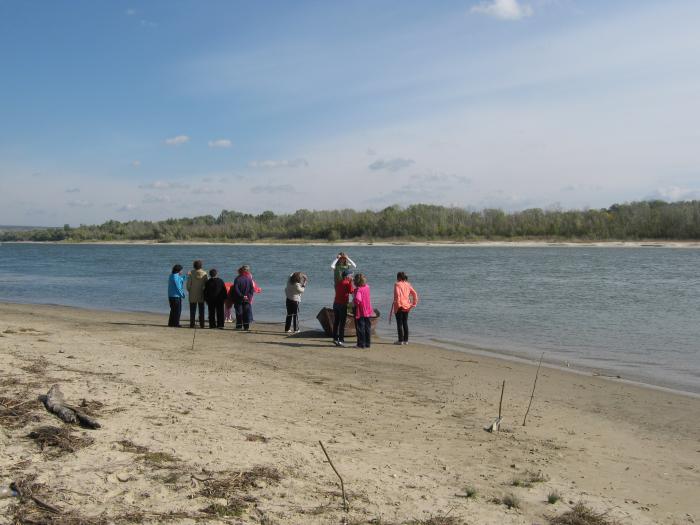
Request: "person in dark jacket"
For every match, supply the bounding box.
[229,265,255,330]
[204,268,227,329]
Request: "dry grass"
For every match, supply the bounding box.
[26,426,94,457]
[511,470,550,487]
[0,394,42,429]
[549,503,620,525]
[116,439,179,467]
[116,439,149,454]
[245,432,270,443]
[404,517,465,525]
[198,466,282,498]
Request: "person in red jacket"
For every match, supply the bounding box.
[390,271,419,345]
[332,269,354,347]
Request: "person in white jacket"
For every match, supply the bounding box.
[284,272,308,333]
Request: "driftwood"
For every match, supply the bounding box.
[38,385,101,429]
[484,380,505,433]
[319,440,348,511]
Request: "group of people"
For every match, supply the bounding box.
[167,251,419,348]
[167,260,260,330]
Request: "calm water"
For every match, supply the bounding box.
[1,243,698,394]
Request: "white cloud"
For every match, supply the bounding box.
[250,184,297,195]
[647,186,700,202]
[140,19,157,28]
[138,180,189,190]
[117,204,137,212]
[208,139,232,149]
[164,135,190,146]
[143,194,173,204]
[67,200,93,208]
[470,0,533,20]
[125,8,136,16]
[248,158,308,169]
[368,158,415,172]
[192,187,219,195]
[131,160,141,167]
[65,188,80,193]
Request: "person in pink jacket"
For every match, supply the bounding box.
[390,272,419,345]
[352,273,373,349]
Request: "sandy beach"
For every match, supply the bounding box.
[1,302,698,524]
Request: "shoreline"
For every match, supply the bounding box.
[4,239,700,248]
[1,302,698,524]
[2,299,697,398]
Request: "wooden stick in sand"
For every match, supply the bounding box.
[191,323,197,351]
[318,440,348,511]
[522,352,544,426]
[484,380,505,433]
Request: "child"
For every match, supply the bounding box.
[390,272,419,345]
[332,269,354,347]
[352,273,373,349]
[203,268,227,329]
[223,281,233,322]
[167,264,185,327]
[284,272,308,333]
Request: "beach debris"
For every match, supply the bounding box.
[523,352,545,426]
[319,440,349,511]
[484,380,505,433]
[26,425,94,456]
[548,502,619,524]
[38,384,101,429]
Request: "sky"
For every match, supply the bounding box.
[1,0,699,226]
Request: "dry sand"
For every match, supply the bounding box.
[1,302,698,524]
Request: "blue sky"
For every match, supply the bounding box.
[1,0,699,225]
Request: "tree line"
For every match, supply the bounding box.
[3,200,700,242]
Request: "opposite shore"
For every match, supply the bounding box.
[3,239,700,248]
[1,302,698,524]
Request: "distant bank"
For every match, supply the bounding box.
[3,200,700,243]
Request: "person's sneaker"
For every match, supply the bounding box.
[294,329,301,334]
[336,341,345,347]
[394,340,402,345]
[286,330,293,334]
[402,341,408,345]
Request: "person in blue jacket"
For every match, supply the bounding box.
[168,264,185,327]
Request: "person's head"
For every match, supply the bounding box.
[193,260,203,270]
[209,268,218,278]
[338,251,348,263]
[172,264,183,274]
[238,264,250,274]
[289,271,305,284]
[342,269,354,280]
[396,271,408,282]
[353,273,366,287]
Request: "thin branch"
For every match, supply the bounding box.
[318,440,348,512]
[522,352,544,426]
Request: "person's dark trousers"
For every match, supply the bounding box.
[189,302,205,328]
[285,299,299,332]
[168,297,182,327]
[356,316,371,348]
[332,302,347,342]
[208,300,225,328]
[395,309,409,342]
[234,302,252,330]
